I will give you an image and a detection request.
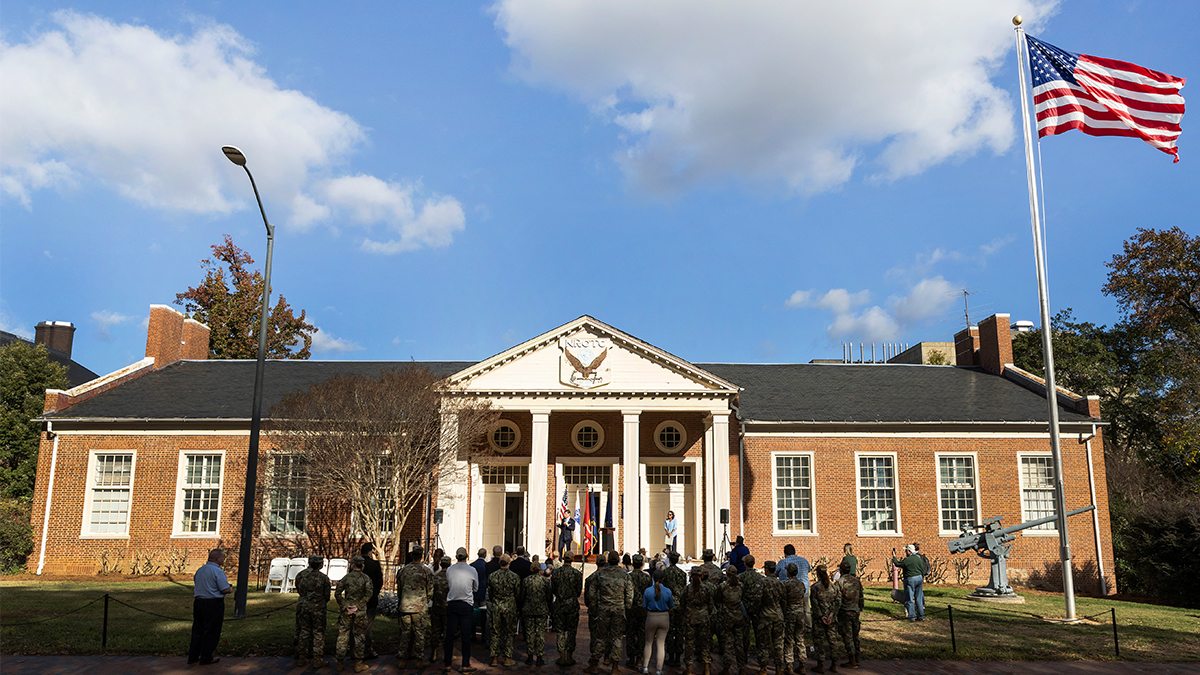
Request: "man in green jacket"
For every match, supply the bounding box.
[891,545,926,621]
[334,556,374,673]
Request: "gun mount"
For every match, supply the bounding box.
[948,505,1095,599]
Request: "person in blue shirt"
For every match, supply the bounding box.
[640,570,675,675]
[663,511,679,555]
[727,535,751,573]
[188,548,232,665]
[776,544,811,590]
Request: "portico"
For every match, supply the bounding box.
[434,316,738,559]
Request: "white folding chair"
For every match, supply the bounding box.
[264,557,290,593]
[283,557,307,593]
[320,558,331,577]
[327,558,349,583]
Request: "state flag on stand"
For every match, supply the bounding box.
[1026,35,1186,161]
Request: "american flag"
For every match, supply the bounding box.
[558,488,570,522]
[1027,35,1185,162]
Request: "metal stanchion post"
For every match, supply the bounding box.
[1111,607,1120,658]
[102,593,109,650]
[948,604,956,655]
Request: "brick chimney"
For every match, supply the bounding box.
[145,305,210,368]
[953,326,980,367]
[977,313,1013,376]
[35,321,75,357]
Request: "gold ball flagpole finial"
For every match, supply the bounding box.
[1012,15,1023,27]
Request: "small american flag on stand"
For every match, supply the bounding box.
[1027,35,1185,161]
[558,488,570,522]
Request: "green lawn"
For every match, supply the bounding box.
[1,579,1197,661]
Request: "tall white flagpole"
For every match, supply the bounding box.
[1013,15,1077,621]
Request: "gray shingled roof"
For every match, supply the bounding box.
[44,359,1090,424]
[698,363,1091,423]
[46,360,470,420]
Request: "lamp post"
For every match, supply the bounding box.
[222,145,275,619]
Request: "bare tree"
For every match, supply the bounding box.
[267,367,497,566]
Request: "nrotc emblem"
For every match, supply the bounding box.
[559,335,612,389]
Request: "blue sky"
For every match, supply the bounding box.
[1,1,1196,376]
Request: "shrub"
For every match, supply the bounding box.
[1113,497,1200,606]
[0,498,33,573]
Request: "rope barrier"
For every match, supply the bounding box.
[107,596,193,622]
[0,595,103,627]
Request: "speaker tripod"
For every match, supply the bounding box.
[718,522,732,562]
[433,525,443,557]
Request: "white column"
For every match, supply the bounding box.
[527,410,550,556]
[703,422,716,551]
[435,412,469,551]
[711,412,732,547]
[622,410,641,553]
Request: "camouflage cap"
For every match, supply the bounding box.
[702,548,715,560]
[350,555,365,567]
[441,556,452,566]
[632,554,644,566]
[308,555,324,567]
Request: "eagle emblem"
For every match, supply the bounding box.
[559,335,612,389]
[564,347,608,378]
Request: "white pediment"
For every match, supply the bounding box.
[448,316,737,395]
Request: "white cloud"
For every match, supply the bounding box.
[311,327,362,354]
[320,175,466,254]
[786,276,958,341]
[0,309,31,339]
[494,0,1055,194]
[0,12,466,253]
[91,309,132,339]
[891,276,960,324]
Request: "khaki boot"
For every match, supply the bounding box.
[295,657,308,669]
[353,661,370,673]
[312,659,327,670]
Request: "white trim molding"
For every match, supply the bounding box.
[1016,452,1058,536]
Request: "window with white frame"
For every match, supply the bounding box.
[937,455,978,533]
[563,465,611,485]
[178,453,222,534]
[858,455,898,533]
[1020,455,1057,531]
[774,454,814,533]
[480,465,529,484]
[266,455,307,534]
[85,453,134,535]
[645,465,692,485]
[373,456,396,533]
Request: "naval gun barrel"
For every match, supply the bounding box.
[997,505,1094,537]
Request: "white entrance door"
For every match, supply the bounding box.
[642,464,696,558]
[478,465,529,553]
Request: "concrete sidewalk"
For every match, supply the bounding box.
[2,656,1197,674]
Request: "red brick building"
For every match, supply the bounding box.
[29,305,1114,593]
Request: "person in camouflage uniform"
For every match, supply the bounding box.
[715,567,747,675]
[294,556,331,669]
[521,563,553,665]
[757,561,787,675]
[551,555,583,667]
[699,549,723,587]
[487,554,521,667]
[625,554,652,668]
[429,556,450,662]
[584,553,605,659]
[587,551,634,674]
[334,556,374,673]
[662,551,688,667]
[737,555,764,670]
[395,546,434,664]
[782,562,811,675]
[834,561,863,669]
[680,566,715,675]
[809,564,841,674]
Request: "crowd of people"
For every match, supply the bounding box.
[190,537,933,674]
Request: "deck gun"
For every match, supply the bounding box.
[948,505,1094,597]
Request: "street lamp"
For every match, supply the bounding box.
[222,145,275,618]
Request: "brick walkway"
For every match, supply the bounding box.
[3,655,1197,674]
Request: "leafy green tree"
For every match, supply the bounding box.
[0,342,68,500]
[175,235,316,359]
